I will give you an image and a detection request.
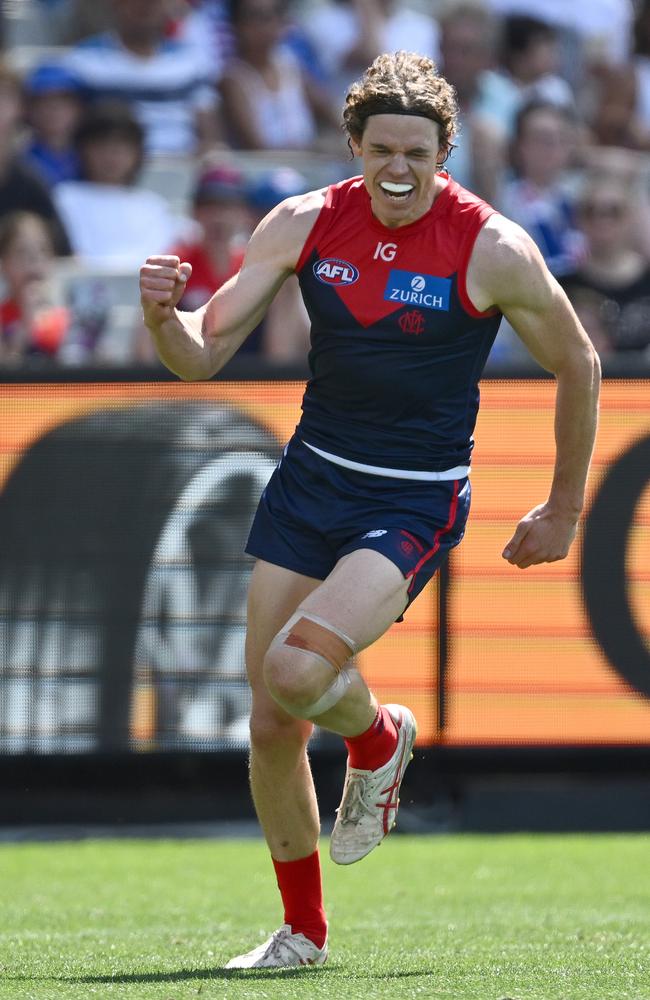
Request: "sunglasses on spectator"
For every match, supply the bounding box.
[580,202,626,219]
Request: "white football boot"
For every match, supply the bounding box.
[224,925,328,969]
[330,704,417,865]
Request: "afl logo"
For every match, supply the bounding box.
[411,275,426,292]
[313,258,359,285]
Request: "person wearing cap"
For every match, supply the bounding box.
[167,163,310,360]
[172,164,249,314]
[20,63,85,190]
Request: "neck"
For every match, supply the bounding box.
[240,45,273,70]
[523,173,556,191]
[119,30,158,57]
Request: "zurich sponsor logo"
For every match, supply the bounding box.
[384,269,451,310]
[313,257,359,286]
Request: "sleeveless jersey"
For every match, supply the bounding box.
[294,173,502,472]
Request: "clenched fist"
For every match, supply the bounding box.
[140,255,193,328]
[502,501,579,569]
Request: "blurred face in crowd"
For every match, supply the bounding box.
[577,187,633,257]
[440,16,492,103]
[233,0,285,58]
[28,91,83,147]
[1,216,54,295]
[80,134,142,186]
[114,0,169,48]
[591,67,636,148]
[514,107,571,187]
[515,35,559,84]
[194,199,249,246]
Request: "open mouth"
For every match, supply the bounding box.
[379,182,414,201]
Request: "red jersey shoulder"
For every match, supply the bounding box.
[296,176,366,273]
[442,176,496,232]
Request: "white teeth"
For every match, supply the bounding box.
[380,182,413,194]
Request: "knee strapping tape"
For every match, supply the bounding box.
[278,611,357,718]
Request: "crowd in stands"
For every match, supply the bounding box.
[0,0,649,369]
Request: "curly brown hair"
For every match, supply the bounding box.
[342,51,458,157]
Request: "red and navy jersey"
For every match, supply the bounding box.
[294,173,502,471]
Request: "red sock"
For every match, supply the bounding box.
[344,705,399,771]
[272,850,327,949]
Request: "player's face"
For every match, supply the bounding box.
[353,114,445,228]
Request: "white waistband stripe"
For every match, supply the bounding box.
[301,440,470,481]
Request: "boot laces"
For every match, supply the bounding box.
[263,926,310,964]
[338,773,376,824]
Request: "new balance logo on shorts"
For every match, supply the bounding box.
[362,529,388,538]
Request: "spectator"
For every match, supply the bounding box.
[588,62,650,152]
[171,162,249,313]
[53,103,184,266]
[0,63,71,255]
[0,213,69,365]
[20,63,85,189]
[182,0,325,88]
[484,0,634,68]
[300,0,439,101]
[561,177,650,356]
[589,0,650,153]
[220,0,339,150]
[64,0,219,156]
[493,15,575,131]
[137,160,247,363]
[138,161,310,363]
[438,3,507,203]
[499,100,585,276]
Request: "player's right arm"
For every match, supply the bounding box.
[139,192,322,381]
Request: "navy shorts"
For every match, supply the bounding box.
[245,436,471,618]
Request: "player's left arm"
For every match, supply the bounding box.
[468,216,602,569]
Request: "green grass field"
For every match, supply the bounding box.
[1,833,648,1000]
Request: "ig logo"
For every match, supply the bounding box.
[374,242,397,262]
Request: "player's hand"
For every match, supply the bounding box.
[140,255,192,328]
[502,502,579,569]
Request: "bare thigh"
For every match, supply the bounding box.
[298,548,410,651]
[246,548,408,689]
